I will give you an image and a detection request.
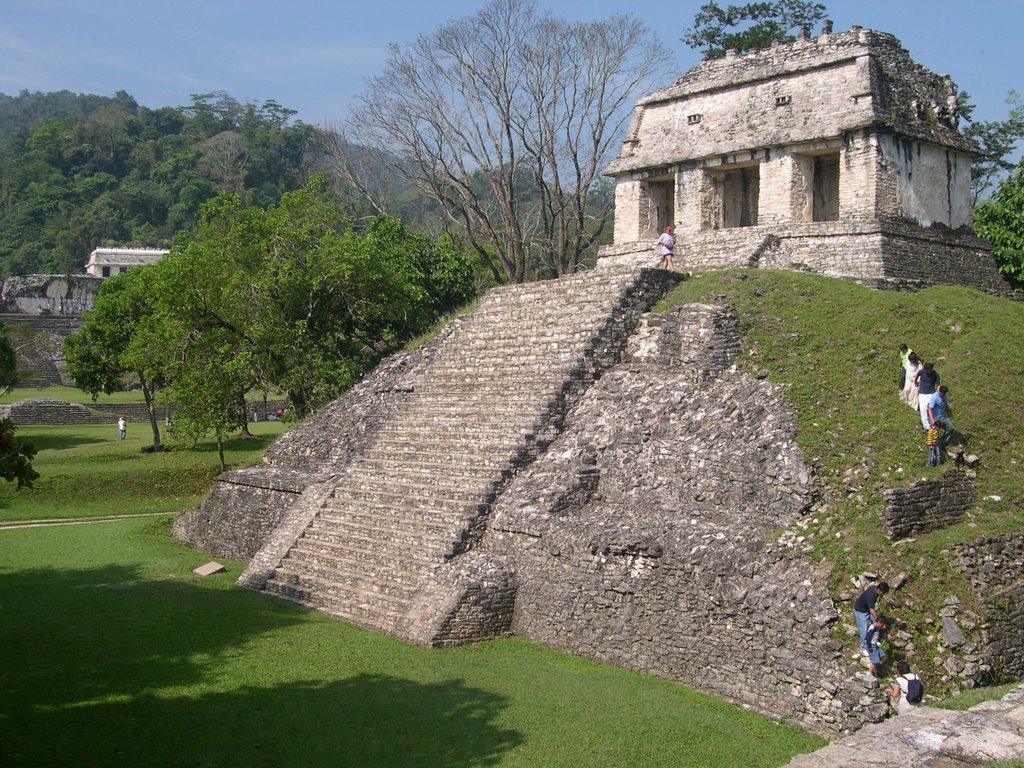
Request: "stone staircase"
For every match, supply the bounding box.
[247,266,680,638]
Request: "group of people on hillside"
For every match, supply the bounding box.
[898,344,954,467]
[853,582,925,713]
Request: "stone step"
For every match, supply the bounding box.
[354,454,513,480]
[317,506,475,540]
[291,533,445,572]
[263,572,408,632]
[330,481,493,510]
[275,551,432,596]
[335,473,495,501]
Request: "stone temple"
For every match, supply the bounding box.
[597,24,1008,295]
[174,26,1021,736]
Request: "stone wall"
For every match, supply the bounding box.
[879,470,976,539]
[949,533,1024,679]
[597,220,1011,298]
[422,304,886,735]
[173,327,455,561]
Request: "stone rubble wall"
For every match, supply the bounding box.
[783,684,1024,768]
[597,219,1011,297]
[950,533,1024,679]
[424,303,887,735]
[880,470,976,539]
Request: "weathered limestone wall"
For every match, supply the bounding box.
[597,221,1009,297]
[878,137,973,228]
[0,274,102,314]
[950,533,1024,679]
[880,471,976,539]
[425,305,886,735]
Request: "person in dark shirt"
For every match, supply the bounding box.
[853,582,889,654]
[914,363,940,430]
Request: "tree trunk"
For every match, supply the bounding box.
[139,375,162,449]
[217,435,226,472]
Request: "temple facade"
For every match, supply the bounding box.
[598,24,1009,295]
[85,247,168,278]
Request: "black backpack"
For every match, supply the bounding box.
[906,676,924,703]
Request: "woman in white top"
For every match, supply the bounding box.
[888,662,923,713]
[900,354,923,409]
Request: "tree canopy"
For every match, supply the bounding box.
[64,180,478,458]
[960,90,1024,203]
[974,157,1024,289]
[0,90,314,277]
[682,1,827,58]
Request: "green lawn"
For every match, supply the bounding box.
[0,422,288,522]
[0,421,825,768]
[0,518,824,767]
[0,384,149,406]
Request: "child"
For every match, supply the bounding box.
[925,424,940,467]
[864,619,887,674]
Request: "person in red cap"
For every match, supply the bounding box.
[658,225,675,270]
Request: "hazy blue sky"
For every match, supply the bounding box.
[2,0,1021,127]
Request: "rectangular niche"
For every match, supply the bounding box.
[702,164,760,230]
[643,176,675,237]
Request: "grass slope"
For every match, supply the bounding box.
[659,269,1024,690]
[0,516,824,767]
[0,422,288,522]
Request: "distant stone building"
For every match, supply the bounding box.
[85,247,168,278]
[598,24,1009,295]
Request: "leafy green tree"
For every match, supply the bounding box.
[0,323,18,395]
[682,1,827,58]
[960,90,1024,202]
[974,158,1024,289]
[0,90,314,277]
[164,180,477,420]
[63,268,171,449]
[0,418,38,488]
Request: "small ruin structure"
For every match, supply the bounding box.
[598,24,1008,294]
[85,247,168,278]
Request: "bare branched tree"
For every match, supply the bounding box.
[324,0,671,282]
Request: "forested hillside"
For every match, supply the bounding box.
[0,90,315,276]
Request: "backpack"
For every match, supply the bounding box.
[905,676,924,703]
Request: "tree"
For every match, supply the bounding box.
[0,418,38,488]
[974,158,1024,289]
[163,181,477,420]
[0,323,18,395]
[327,0,671,283]
[960,90,1024,203]
[63,268,170,449]
[682,1,827,59]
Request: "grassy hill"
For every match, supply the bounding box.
[658,268,1024,692]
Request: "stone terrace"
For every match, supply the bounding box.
[238,266,681,636]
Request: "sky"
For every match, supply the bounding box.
[1,0,1021,128]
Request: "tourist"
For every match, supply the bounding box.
[927,385,953,463]
[898,343,914,391]
[864,619,887,674]
[657,225,675,270]
[117,416,126,440]
[888,662,924,713]
[914,362,940,430]
[853,581,889,654]
[900,353,922,409]
[925,422,941,467]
